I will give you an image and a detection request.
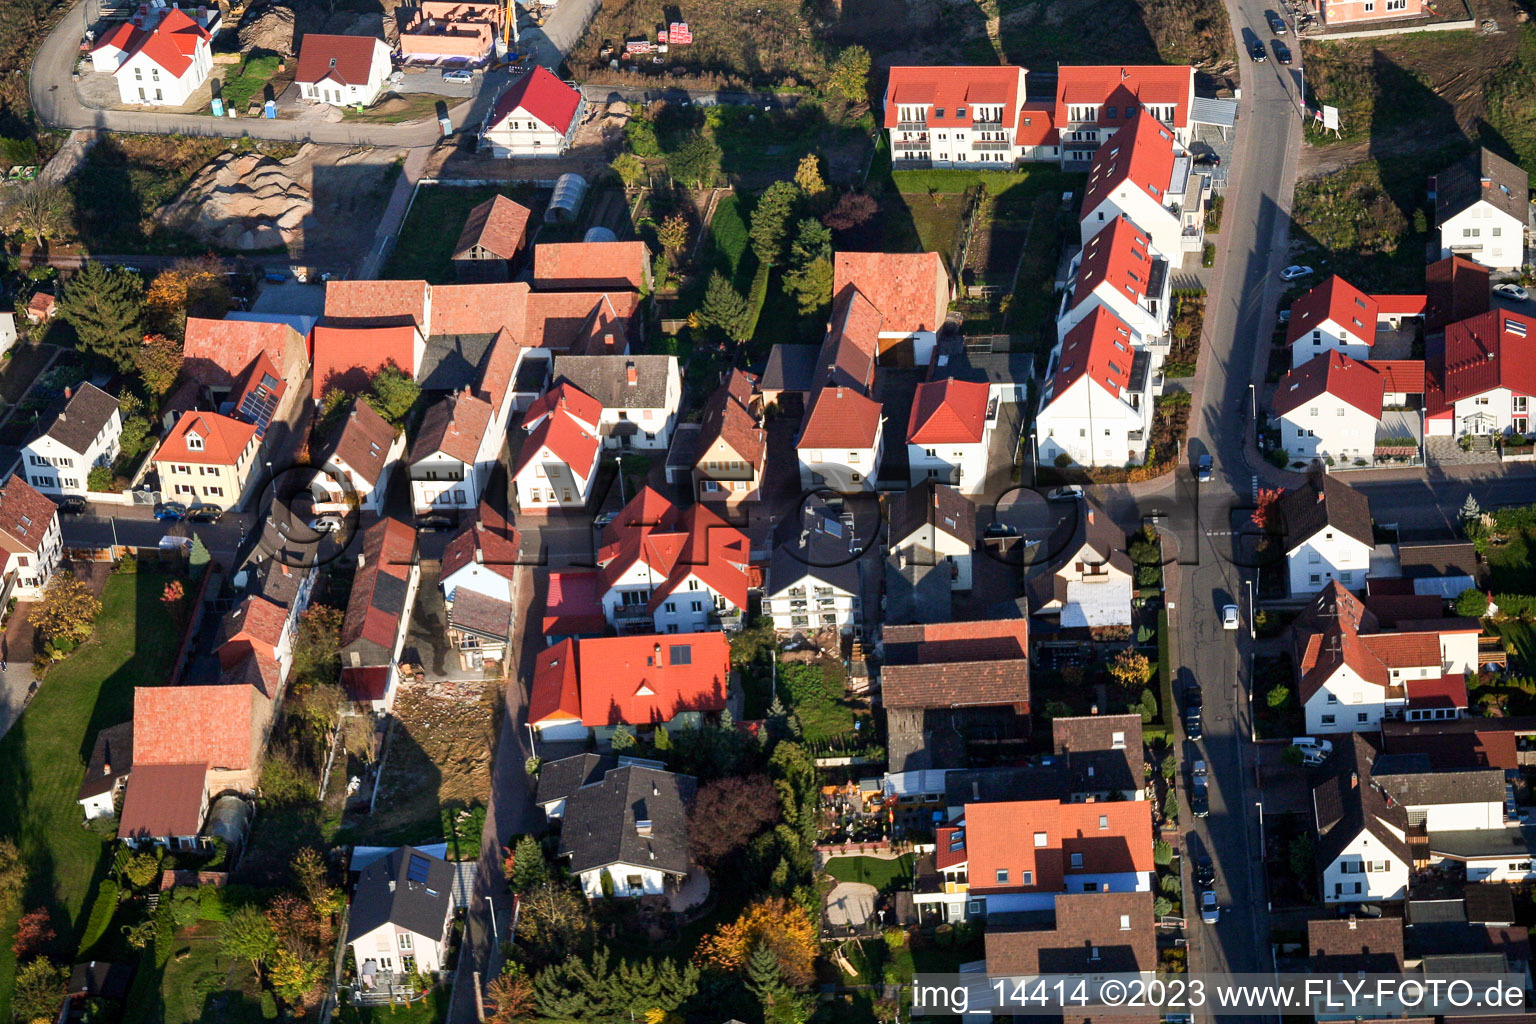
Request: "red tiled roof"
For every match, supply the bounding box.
[798,385,883,449]
[697,369,764,468]
[1272,350,1384,418]
[453,195,532,262]
[133,685,257,769]
[216,595,287,667]
[153,412,255,468]
[1374,294,1427,316]
[312,326,417,399]
[476,328,522,414]
[832,252,949,335]
[534,241,650,291]
[325,399,399,488]
[411,389,493,464]
[294,33,383,87]
[880,620,1030,709]
[513,388,602,479]
[341,666,392,702]
[815,288,881,392]
[596,485,751,612]
[959,799,1154,894]
[1048,306,1136,402]
[0,474,57,555]
[341,517,417,656]
[489,65,582,134]
[1286,275,1377,348]
[908,377,990,444]
[525,381,601,431]
[184,317,305,388]
[1405,673,1468,710]
[1073,216,1155,310]
[523,290,639,351]
[1294,582,1458,704]
[1015,101,1059,146]
[1426,255,1490,332]
[1433,310,1536,412]
[1055,65,1195,130]
[442,502,521,583]
[1368,359,1426,395]
[118,762,207,840]
[431,282,527,337]
[529,638,582,722]
[324,280,430,330]
[560,633,733,727]
[883,66,1025,129]
[1082,111,1177,220]
[542,571,607,636]
[92,21,138,54]
[121,8,208,77]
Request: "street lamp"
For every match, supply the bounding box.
[485,895,498,946]
[525,721,536,758]
[1255,800,1265,852]
[1247,578,1256,640]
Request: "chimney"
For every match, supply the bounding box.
[1481,177,1493,189]
[654,641,663,664]
[652,782,659,796]
[64,386,72,400]
[389,879,396,892]
[626,362,638,385]
[102,761,111,775]
[1348,915,1357,930]
[357,553,366,569]
[1316,489,1326,504]
[1091,704,1099,715]
[1350,771,1359,789]
[1087,507,1095,525]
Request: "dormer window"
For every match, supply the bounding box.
[957,107,966,118]
[186,433,204,451]
[934,107,945,117]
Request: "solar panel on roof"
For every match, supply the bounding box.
[238,381,281,440]
[407,854,431,883]
[669,644,691,665]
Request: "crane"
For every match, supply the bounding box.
[501,0,519,54]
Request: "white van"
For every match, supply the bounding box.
[1291,736,1333,766]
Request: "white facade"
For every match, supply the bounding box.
[410,448,493,516]
[764,578,861,634]
[114,38,211,107]
[595,362,683,451]
[1439,203,1525,271]
[798,434,884,493]
[299,38,392,106]
[440,560,514,605]
[907,432,993,497]
[1461,852,1536,883]
[602,563,742,634]
[1057,258,1171,346]
[79,788,117,820]
[1,514,62,600]
[1287,531,1373,597]
[317,435,405,515]
[1435,388,1534,438]
[1321,829,1410,904]
[889,524,974,591]
[349,921,449,976]
[481,84,583,157]
[884,71,1026,169]
[1035,375,1153,469]
[513,442,599,511]
[1290,318,1373,370]
[22,416,122,497]
[914,869,1154,922]
[1279,393,1381,464]
[576,862,672,899]
[1306,664,1397,735]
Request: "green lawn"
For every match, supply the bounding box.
[216,55,282,113]
[1495,621,1536,674]
[336,986,448,1024]
[0,568,182,1020]
[824,855,914,894]
[382,184,538,283]
[341,93,446,124]
[125,932,266,1024]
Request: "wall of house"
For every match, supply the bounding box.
[1439,206,1523,270]
[1081,195,1180,263]
[412,451,473,513]
[798,443,881,492]
[1036,376,1150,468]
[891,527,974,591]
[80,789,116,820]
[351,923,448,975]
[1305,667,1388,734]
[1287,536,1372,596]
[1419,800,1505,832]
[1320,0,1424,24]
[441,561,515,604]
[765,582,861,634]
[22,413,122,497]
[1461,854,1536,883]
[1442,631,1478,674]
[515,445,597,511]
[533,716,588,742]
[906,439,991,497]
[483,97,583,157]
[1322,833,1409,903]
[1289,321,1372,370]
[1057,274,1170,347]
[4,514,62,599]
[578,862,672,899]
[1281,399,1380,464]
[653,576,739,633]
[1450,387,1527,437]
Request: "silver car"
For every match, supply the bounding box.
[1201,889,1220,924]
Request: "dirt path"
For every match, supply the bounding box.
[1296,127,1435,178]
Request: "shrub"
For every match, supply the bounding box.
[1455,588,1490,618]
[1153,896,1173,918]
[1160,874,1182,896]
[1152,840,1173,866]
[1202,243,1216,267]
[1266,685,1290,708]
[79,880,120,955]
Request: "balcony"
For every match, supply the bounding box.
[614,603,653,626]
[712,608,744,632]
[971,141,1012,152]
[894,139,930,151]
[972,117,1004,128]
[896,121,929,131]
[1128,430,1145,442]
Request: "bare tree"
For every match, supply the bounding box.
[3,183,73,248]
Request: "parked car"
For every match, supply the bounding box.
[264,270,288,283]
[187,504,223,523]
[1291,736,1334,766]
[1046,485,1084,502]
[1249,40,1267,61]
[1193,150,1222,166]
[1191,775,1210,817]
[1197,454,1213,483]
[1185,684,1204,740]
[1194,855,1215,887]
[1201,889,1220,924]
[441,69,474,82]
[1280,265,1314,281]
[983,521,1019,538]
[1273,40,1293,64]
[1268,10,1288,32]
[1277,309,1292,324]
[310,515,343,534]
[57,496,88,515]
[1222,604,1240,630]
[1193,758,1207,776]
[153,502,187,521]
[1495,283,1529,301]
[593,512,617,528]
[417,514,456,532]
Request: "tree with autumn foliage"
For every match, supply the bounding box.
[144,256,232,340]
[162,580,185,608]
[264,892,333,1007]
[11,909,53,959]
[695,897,817,988]
[1107,648,1154,691]
[133,333,184,398]
[486,965,536,1024]
[29,571,102,651]
[656,213,689,265]
[1251,487,1283,531]
[686,774,780,869]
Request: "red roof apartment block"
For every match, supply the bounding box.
[133,685,260,770]
[1272,350,1385,419]
[1048,306,1135,401]
[1286,274,1378,348]
[530,632,732,728]
[832,252,950,336]
[294,34,382,88]
[154,412,256,467]
[939,799,1154,894]
[908,378,990,444]
[1074,216,1155,306]
[882,66,1026,130]
[534,241,650,292]
[1015,101,1059,146]
[1429,310,1536,418]
[1054,65,1195,131]
[489,66,582,135]
[596,486,751,612]
[1082,110,1178,214]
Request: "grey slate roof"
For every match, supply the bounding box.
[1313,732,1410,869]
[1279,474,1374,550]
[447,589,512,642]
[535,752,618,808]
[552,355,674,410]
[345,846,454,944]
[767,516,863,596]
[888,479,976,548]
[1435,148,1529,225]
[883,554,952,625]
[26,382,118,455]
[557,765,697,877]
[946,766,1070,808]
[1373,762,1505,807]
[760,344,821,394]
[1397,541,1483,583]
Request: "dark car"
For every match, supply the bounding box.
[1273,40,1293,64]
[417,514,457,532]
[1194,855,1215,887]
[187,504,223,523]
[1185,684,1204,739]
[1191,775,1210,817]
[153,502,187,521]
[1197,454,1213,483]
[983,521,1019,538]
[1267,11,1288,32]
[1250,40,1267,61]
[1193,151,1222,166]
[57,496,88,515]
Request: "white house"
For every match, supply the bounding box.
[557,764,702,904]
[1273,351,1385,465]
[798,387,885,492]
[882,66,1029,169]
[763,506,863,635]
[91,6,214,107]
[549,355,682,451]
[1295,583,1478,736]
[480,65,583,157]
[1284,276,1380,370]
[1026,501,1135,619]
[294,34,392,107]
[887,480,976,592]
[595,486,750,634]
[512,383,603,512]
[0,474,63,602]
[1426,311,1536,438]
[833,252,951,366]
[1080,111,1208,259]
[314,400,404,514]
[1052,64,1198,164]
[1433,148,1528,271]
[906,378,995,495]
[439,504,520,605]
[77,723,132,821]
[1314,735,1412,904]
[408,390,498,517]
[1057,216,1171,349]
[1278,475,1375,596]
[20,383,122,497]
[1036,308,1154,468]
[345,847,455,977]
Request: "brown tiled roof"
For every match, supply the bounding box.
[1425,256,1490,333]
[1434,147,1528,225]
[476,327,522,413]
[431,282,526,337]
[1312,732,1410,869]
[447,589,513,641]
[118,762,207,840]
[880,620,1029,709]
[0,474,57,555]
[887,479,975,546]
[1308,915,1405,973]
[411,389,494,464]
[294,33,384,87]
[533,241,650,291]
[1278,474,1374,550]
[452,195,532,262]
[133,685,259,770]
[442,502,521,583]
[986,891,1156,975]
[695,369,764,469]
[833,252,949,335]
[341,517,418,655]
[78,721,133,801]
[325,399,399,489]
[1050,713,1144,794]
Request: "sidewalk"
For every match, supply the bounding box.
[0,605,40,742]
